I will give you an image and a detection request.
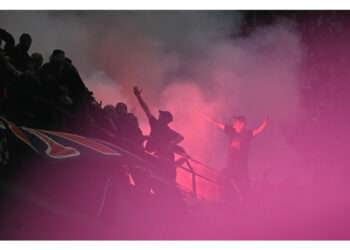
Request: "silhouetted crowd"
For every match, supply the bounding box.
[4,11,343,202]
[0,26,272,202]
[1,13,349,238]
[0,27,188,187]
[0,29,91,131]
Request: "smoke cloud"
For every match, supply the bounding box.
[0,10,305,185]
[3,10,350,240]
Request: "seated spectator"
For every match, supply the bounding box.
[18,57,42,118]
[89,97,103,123]
[31,53,43,70]
[33,52,71,106]
[42,49,92,123]
[41,49,65,79]
[103,104,118,131]
[42,50,93,134]
[113,102,146,150]
[43,50,91,103]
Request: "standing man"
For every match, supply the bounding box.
[203,114,269,195]
[134,86,184,181]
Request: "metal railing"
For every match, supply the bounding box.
[12,98,243,204]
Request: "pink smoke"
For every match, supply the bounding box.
[1,11,350,240]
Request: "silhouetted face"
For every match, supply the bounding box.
[31,53,43,70]
[25,60,36,71]
[103,105,116,118]
[52,52,66,65]
[158,112,172,125]
[115,103,127,117]
[233,119,246,133]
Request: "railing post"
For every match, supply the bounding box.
[184,159,197,199]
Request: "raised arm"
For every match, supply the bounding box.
[134,86,153,121]
[201,114,225,130]
[252,117,269,137]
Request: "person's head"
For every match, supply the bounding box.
[115,102,127,117]
[158,110,173,125]
[232,115,247,133]
[25,57,36,71]
[31,53,43,70]
[19,33,32,52]
[50,49,66,65]
[103,104,116,118]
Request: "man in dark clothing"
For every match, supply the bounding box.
[42,49,92,132]
[0,29,23,118]
[0,48,22,79]
[11,33,32,71]
[113,102,146,150]
[0,46,22,116]
[146,110,182,160]
[42,50,91,103]
[100,104,117,132]
[61,58,91,106]
[0,28,15,56]
[224,116,254,183]
[33,52,71,108]
[41,49,65,79]
[134,86,184,181]
[203,114,269,196]
[31,53,43,70]
[16,56,44,124]
[25,52,68,129]
[0,28,20,80]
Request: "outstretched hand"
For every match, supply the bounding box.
[133,86,142,96]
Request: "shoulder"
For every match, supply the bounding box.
[14,44,26,54]
[41,62,53,68]
[63,61,74,70]
[41,63,50,72]
[126,113,137,119]
[42,62,51,69]
[149,115,157,124]
[126,113,139,123]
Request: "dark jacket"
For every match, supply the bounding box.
[11,44,32,71]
